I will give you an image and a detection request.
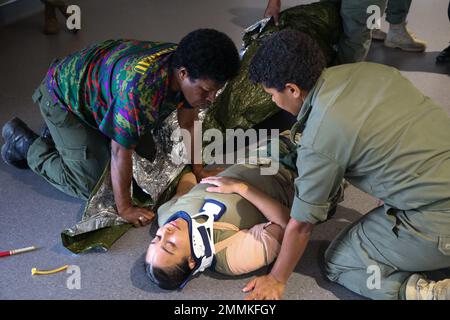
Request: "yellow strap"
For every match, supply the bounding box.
[31,265,69,275]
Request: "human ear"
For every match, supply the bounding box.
[188,256,196,270]
[178,67,188,81]
[285,83,301,98]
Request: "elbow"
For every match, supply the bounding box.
[111,140,121,158]
[277,207,291,229]
[110,140,134,164]
[288,218,314,234]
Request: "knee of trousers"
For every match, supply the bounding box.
[26,138,49,174]
[323,242,344,282]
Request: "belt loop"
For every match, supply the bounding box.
[31,88,43,103]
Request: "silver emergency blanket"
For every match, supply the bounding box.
[61,110,206,253]
[131,115,189,201]
[239,16,272,58]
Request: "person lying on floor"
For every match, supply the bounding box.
[144,163,295,290]
[144,158,343,290]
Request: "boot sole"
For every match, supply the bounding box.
[405,273,423,300]
[384,41,426,52]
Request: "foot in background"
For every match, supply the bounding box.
[42,0,75,35]
[43,1,59,34]
[405,274,450,300]
[436,44,450,63]
[372,28,387,41]
[384,22,427,52]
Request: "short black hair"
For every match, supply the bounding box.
[172,28,240,84]
[248,29,326,92]
[145,259,191,290]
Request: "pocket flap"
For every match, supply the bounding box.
[59,146,87,161]
[32,89,42,103]
[438,236,450,256]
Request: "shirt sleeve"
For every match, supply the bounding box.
[291,145,344,224]
[99,88,147,149]
[224,223,282,275]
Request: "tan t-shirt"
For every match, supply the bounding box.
[157,163,296,275]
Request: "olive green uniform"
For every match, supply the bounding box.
[29,79,110,199]
[289,62,450,299]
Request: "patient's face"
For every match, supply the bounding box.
[146,218,192,269]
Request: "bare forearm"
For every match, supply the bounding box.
[188,124,205,179]
[178,107,200,170]
[238,183,290,228]
[269,218,314,283]
[110,141,133,213]
[267,0,280,7]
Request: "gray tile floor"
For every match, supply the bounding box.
[0,0,449,300]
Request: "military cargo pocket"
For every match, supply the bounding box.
[438,236,450,256]
[43,102,70,127]
[59,146,87,161]
[35,84,69,127]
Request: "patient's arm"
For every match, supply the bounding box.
[217,222,283,276]
[201,176,290,229]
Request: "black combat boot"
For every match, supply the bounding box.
[1,118,38,169]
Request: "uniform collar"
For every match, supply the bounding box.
[289,74,326,144]
[289,89,314,143]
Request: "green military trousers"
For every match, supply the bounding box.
[385,0,412,25]
[324,0,387,63]
[330,0,412,63]
[324,205,450,299]
[27,80,110,200]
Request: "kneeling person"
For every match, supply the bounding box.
[1,29,240,227]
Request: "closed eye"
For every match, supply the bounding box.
[150,235,161,245]
[150,235,176,255]
[166,242,176,250]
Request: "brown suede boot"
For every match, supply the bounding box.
[43,2,60,35]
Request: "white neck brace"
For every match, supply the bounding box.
[190,199,226,274]
[165,199,226,288]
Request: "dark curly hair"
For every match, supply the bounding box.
[249,29,326,92]
[172,29,240,84]
[145,259,191,290]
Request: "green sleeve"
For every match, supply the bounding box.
[291,145,344,224]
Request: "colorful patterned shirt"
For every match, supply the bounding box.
[46,39,188,148]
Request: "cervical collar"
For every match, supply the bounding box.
[164,199,226,288]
